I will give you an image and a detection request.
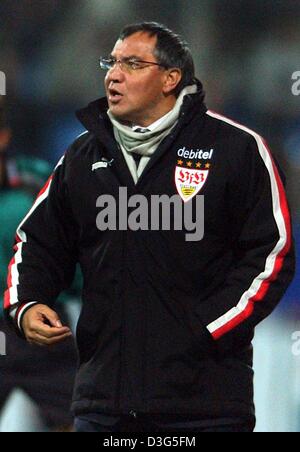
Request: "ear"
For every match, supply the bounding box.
[0,129,11,151]
[163,68,182,95]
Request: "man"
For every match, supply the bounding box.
[3,22,295,432]
[0,99,78,431]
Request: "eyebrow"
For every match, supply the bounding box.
[109,54,142,61]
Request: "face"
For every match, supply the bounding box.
[105,32,177,126]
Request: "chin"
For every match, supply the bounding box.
[110,108,133,123]
[109,105,124,117]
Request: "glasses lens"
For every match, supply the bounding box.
[99,58,113,70]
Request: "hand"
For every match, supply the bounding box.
[22,304,73,346]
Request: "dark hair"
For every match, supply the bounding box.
[119,22,196,96]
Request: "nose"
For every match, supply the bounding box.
[105,61,124,83]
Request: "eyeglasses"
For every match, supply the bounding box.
[99,57,168,73]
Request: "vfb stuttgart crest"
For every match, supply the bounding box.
[175,167,209,202]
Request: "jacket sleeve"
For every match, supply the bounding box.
[190,134,295,354]
[3,154,79,331]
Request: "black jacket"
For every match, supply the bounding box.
[4,89,295,421]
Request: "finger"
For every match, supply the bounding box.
[36,325,71,339]
[40,331,73,346]
[30,322,71,339]
[39,308,65,328]
[27,331,73,346]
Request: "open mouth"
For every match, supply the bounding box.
[108,88,123,103]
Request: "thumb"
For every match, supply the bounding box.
[40,306,64,328]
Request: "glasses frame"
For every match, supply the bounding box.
[99,57,168,72]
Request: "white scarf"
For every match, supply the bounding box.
[108,85,197,184]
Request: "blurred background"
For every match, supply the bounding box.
[0,0,299,432]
